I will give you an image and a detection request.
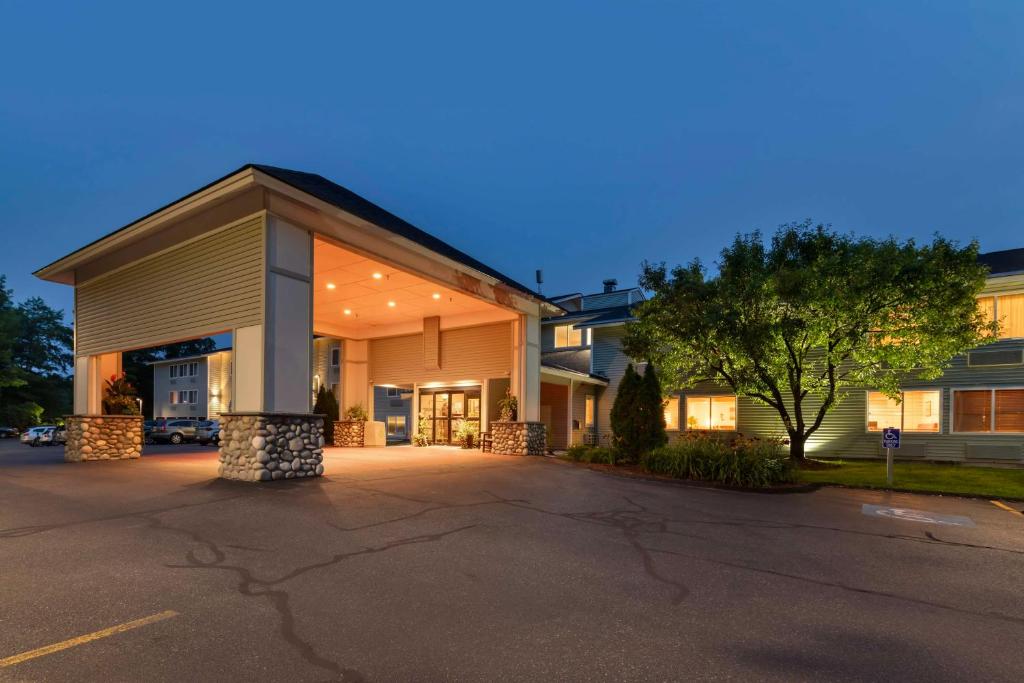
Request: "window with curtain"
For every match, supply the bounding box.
[685,396,737,430]
[978,293,1024,339]
[867,390,940,432]
[957,388,1024,433]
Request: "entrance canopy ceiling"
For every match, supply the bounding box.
[314,236,516,339]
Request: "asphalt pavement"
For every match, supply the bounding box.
[0,439,1022,681]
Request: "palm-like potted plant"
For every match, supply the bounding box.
[498,388,518,421]
[102,373,140,415]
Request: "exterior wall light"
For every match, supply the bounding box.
[343,309,352,315]
[387,301,396,308]
[432,292,441,300]
[326,283,336,290]
[372,272,383,280]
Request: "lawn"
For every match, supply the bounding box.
[796,459,1024,500]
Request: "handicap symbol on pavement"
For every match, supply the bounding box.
[862,504,975,527]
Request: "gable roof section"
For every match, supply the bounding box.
[978,247,1024,276]
[35,163,553,306]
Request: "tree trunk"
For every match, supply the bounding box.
[788,433,806,462]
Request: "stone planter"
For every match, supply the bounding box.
[218,412,325,482]
[65,415,144,462]
[490,421,546,456]
[334,420,365,447]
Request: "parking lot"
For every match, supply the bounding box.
[1,438,1022,681]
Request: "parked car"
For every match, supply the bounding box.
[37,426,67,446]
[149,419,200,444]
[0,426,19,438]
[196,420,220,446]
[21,426,55,446]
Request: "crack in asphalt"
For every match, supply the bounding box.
[645,544,1024,626]
[147,509,478,681]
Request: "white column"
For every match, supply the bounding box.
[522,313,541,422]
[342,339,369,414]
[263,216,313,413]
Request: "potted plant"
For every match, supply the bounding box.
[456,421,479,449]
[102,373,140,416]
[344,404,368,421]
[413,415,431,447]
[498,388,518,422]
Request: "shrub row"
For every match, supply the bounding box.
[642,435,793,488]
[566,434,793,489]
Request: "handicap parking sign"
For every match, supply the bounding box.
[882,427,900,449]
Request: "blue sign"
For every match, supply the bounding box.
[882,427,901,449]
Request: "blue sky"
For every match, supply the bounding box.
[2,0,1022,317]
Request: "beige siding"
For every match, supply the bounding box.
[75,216,265,355]
[207,351,233,418]
[370,321,512,385]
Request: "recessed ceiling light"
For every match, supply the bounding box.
[387,300,396,308]
[326,283,336,290]
[372,272,383,280]
[343,309,352,315]
[432,292,441,300]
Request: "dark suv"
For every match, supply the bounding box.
[150,419,200,445]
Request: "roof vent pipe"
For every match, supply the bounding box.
[602,278,618,293]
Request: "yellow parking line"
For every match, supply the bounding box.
[0,610,179,669]
[990,500,1023,517]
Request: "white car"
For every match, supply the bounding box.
[21,426,56,446]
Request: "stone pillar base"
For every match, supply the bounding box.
[218,413,325,482]
[490,421,546,456]
[64,415,143,462]
[333,420,365,447]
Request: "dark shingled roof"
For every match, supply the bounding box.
[251,164,541,300]
[540,349,592,375]
[978,247,1024,276]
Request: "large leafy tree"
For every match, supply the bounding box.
[0,277,74,426]
[625,221,994,462]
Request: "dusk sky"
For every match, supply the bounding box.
[2,1,1022,317]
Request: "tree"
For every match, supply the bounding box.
[609,363,642,461]
[625,221,994,462]
[15,296,73,376]
[638,363,668,454]
[0,277,27,395]
[313,385,340,445]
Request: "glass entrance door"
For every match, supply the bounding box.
[420,387,481,444]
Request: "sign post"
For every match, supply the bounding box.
[882,427,901,485]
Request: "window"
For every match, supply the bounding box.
[584,395,595,428]
[170,362,198,378]
[979,293,1024,339]
[171,390,197,405]
[866,390,940,432]
[685,395,737,430]
[169,365,178,379]
[386,415,407,437]
[953,388,1024,433]
[553,324,586,348]
[330,348,340,367]
[386,387,401,398]
[663,396,680,430]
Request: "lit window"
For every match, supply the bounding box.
[685,396,737,430]
[954,388,1024,433]
[979,293,1024,339]
[584,395,595,428]
[387,415,407,436]
[867,390,940,432]
[553,324,585,348]
[663,396,680,430]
